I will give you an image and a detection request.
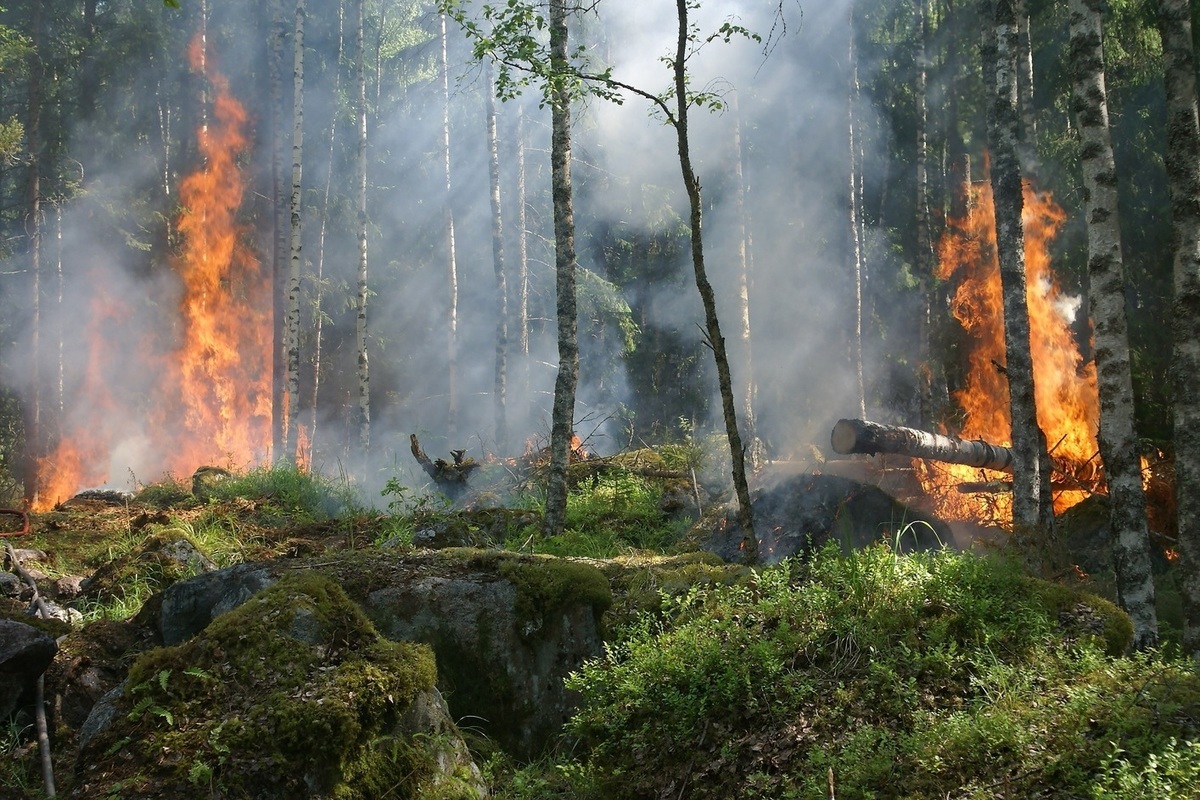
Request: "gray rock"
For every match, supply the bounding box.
[159,563,277,645]
[0,618,59,719]
[0,570,23,598]
[76,683,125,751]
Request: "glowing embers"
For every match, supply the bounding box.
[923,177,1101,525]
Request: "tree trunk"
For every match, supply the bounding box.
[485,58,509,453]
[22,0,42,506]
[672,0,758,561]
[354,0,370,453]
[848,2,866,420]
[1069,0,1158,648]
[1015,0,1038,168]
[915,0,936,427]
[987,0,1046,537]
[831,417,1016,470]
[270,0,287,461]
[543,0,581,539]
[516,104,530,399]
[309,0,343,452]
[1157,0,1200,658]
[285,0,306,463]
[440,13,460,443]
[732,93,760,471]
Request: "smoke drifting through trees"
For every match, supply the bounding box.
[0,0,928,501]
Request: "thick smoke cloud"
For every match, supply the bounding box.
[0,0,907,503]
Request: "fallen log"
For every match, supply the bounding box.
[831,418,1014,472]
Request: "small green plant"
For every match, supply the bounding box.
[206,464,359,521]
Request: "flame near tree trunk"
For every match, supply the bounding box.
[921,175,1101,523]
[33,33,271,509]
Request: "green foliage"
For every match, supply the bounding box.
[549,545,1191,799]
[102,573,443,798]
[204,464,359,522]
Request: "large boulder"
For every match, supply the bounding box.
[72,572,486,799]
[0,618,59,719]
[157,548,612,760]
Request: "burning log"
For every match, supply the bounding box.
[410,434,480,499]
[831,418,1015,472]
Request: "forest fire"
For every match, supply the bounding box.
[33,35,271,510]
[919,176,1101,525]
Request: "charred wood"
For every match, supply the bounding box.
[831,418,1015,472]
[409,434,480,499]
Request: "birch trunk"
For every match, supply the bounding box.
[440,13,460,443]
[848,2,866,420]
[270,0,287,460]
[285,0,306,462]
[672,0,758,561]
[732,93,760,471]
[543,0,581,538]
[1069,0,1158,647]
[987,0,1046,538]
[22,0,42,506]
[310,0,343,450]
[354,0,370,452]
[1015,0,1037,168]
[486,59,509,452]
[915,0,935,427]
[1157,0,1200,658]
[516,104,530,398]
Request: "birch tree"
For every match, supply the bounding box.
[1156,0,1200,658]
[986,0,1046,539]
[543,0,579,538]
[440,12,460,444]
[354,0,370,453]
[485,58,509,452]
[284,0,306,462]
[1068,0,1158,648]
[22,0,42,506]
[270,0,287,459]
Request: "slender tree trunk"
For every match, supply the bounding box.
[848,3,866,420]
[915,0,936,427]
[672,0,758,561]
[1014,0,1038,166]
[285,0,306,462]
[486,59,509,452]
[543,0,580,538]
[732,93,760,470]
[354,0,370,453]
[516,104,531,398]
[310,0,343,451]
[987,0,1046,539]
[1069,0,1158,647]
[440,13,460,443]
[270,0,287,461]
[1157,0,1200,658]
[22,0,43,506]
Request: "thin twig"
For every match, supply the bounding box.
[5,541,57,797]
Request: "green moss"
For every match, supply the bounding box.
[87,572,446,799]
[496,555,612,638]
[1029,577,1135,656]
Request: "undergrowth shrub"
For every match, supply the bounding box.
[551,544,1200,800]
[205,464,358,521]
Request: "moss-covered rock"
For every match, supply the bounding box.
[71,572,484,799]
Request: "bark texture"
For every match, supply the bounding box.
[1158,0,1200,657]
[485,59,509,452]
[672,0,758,560]
[285,0,306,462]
[354,0,370,452]
[440,13,460,443]
[831,417,1015,471]
[1069,0,1158,648]
[987,0,1045,534]
[542,0,580,538]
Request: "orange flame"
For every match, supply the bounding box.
[33,32,271,509]
[921,174,1101,523]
